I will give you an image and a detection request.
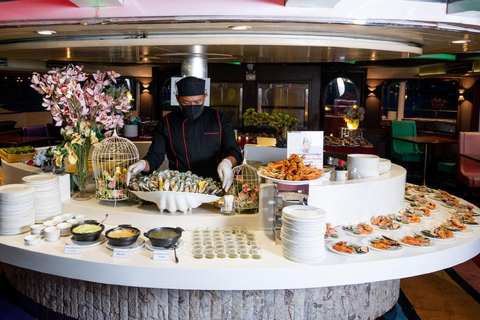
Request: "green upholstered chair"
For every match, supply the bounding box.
[390,121,423,162]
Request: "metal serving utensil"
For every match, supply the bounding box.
[173,245,179,263]
[98,214,109,226]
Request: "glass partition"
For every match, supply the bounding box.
[257,83,309,129]
[210,82,243,128]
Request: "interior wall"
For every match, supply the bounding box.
[0,110,53,129]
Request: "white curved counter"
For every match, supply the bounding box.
[0,190,479,290]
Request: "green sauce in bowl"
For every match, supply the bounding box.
[72,224,102,234]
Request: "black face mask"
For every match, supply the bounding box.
[181,104,204,120]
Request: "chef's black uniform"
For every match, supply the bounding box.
[143,107,242,181]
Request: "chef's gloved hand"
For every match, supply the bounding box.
[217,158,234,191]
[126,160,146,185]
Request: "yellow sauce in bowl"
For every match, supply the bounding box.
[108,229,138,238]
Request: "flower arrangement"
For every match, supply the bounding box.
[343,105,365,130]
[30,64,131,166]
[95,167,128,200]
[343,105,365,122]
[31,64,132,198]
[231,175,260,212]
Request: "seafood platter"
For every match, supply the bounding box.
[362,236,404,252]
[128,169,225,213]
[324,135,373,148]
[258,153,324,184]
[326,183,479,256]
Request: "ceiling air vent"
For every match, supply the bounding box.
[445,61,473,74]
[0,58,7,67]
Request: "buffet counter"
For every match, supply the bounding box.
[1,191,479,290]
[1,162,480,319]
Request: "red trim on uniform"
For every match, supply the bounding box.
[182,119,191,170]
[204,132,220,135]
[165,115,179,170]
[216,110,222,164]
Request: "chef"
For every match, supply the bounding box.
[126,76,242,191]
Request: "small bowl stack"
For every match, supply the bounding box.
[0,184,35,235]
[22,174,62,223]
[281,205,326,263]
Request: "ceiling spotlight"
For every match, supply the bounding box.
[452,40,470,44]
[228,26,252,31]
[36,30,56,35]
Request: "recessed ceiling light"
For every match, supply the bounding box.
[452,39,470,44]
[228,26,252,31]
[36,30,56,35]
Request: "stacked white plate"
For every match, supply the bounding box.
[22,174,62,223]
[347,154,380,178]
[281,205,327,263]
[0,184,36,235]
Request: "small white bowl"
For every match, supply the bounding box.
[44,226,60,242]
[43,220,57,227]
[24,235,41,246]
[63,213,75,220]
[53,215,67,223]
[66,218,80,226]
[57,222,72,237]
[75,215,88,221]
[30,224,45,235]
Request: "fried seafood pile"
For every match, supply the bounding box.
[258,154,324,181]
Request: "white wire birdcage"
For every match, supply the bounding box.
[231,150,260,213]
[92,130,139,201]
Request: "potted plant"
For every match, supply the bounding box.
[242,108,299,147]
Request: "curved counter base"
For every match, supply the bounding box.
[5,265,399,320]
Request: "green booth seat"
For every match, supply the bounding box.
[437,161,457,175]
[390,120,423,162]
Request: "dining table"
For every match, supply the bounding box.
[393,136,457,185]
[459,153,480,163]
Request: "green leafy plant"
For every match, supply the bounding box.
[243,108,299,142]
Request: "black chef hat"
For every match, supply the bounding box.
[176,76,206,96]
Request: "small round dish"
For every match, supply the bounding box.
[105,225,141,247]
[24,234,41,246]
[398,235,436,249]
[342,224,375,237]
[450,227,474,236]
[106,238,145,251]
[144,227,184,248]
[144,239,185,251]
[66,234,107,247]
[257,172,323,185]
[362,237,404,253]
[70,220,104,242]
[324,227,347,242]
[326,241,370,257]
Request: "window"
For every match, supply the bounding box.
[382,80,459,120]
[324,77,358,116]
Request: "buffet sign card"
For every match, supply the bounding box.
[287,131,324,168]
[153,250,171,261]
[113,248,131,259]
[64,245,82,254]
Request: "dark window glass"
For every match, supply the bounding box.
[382,80,459,120]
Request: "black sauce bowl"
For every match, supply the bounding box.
[144,227,184,248]
[105,225,141,247]
[70,220,105,242]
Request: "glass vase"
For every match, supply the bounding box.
[72,143,91,201]
[345,119,360,130]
